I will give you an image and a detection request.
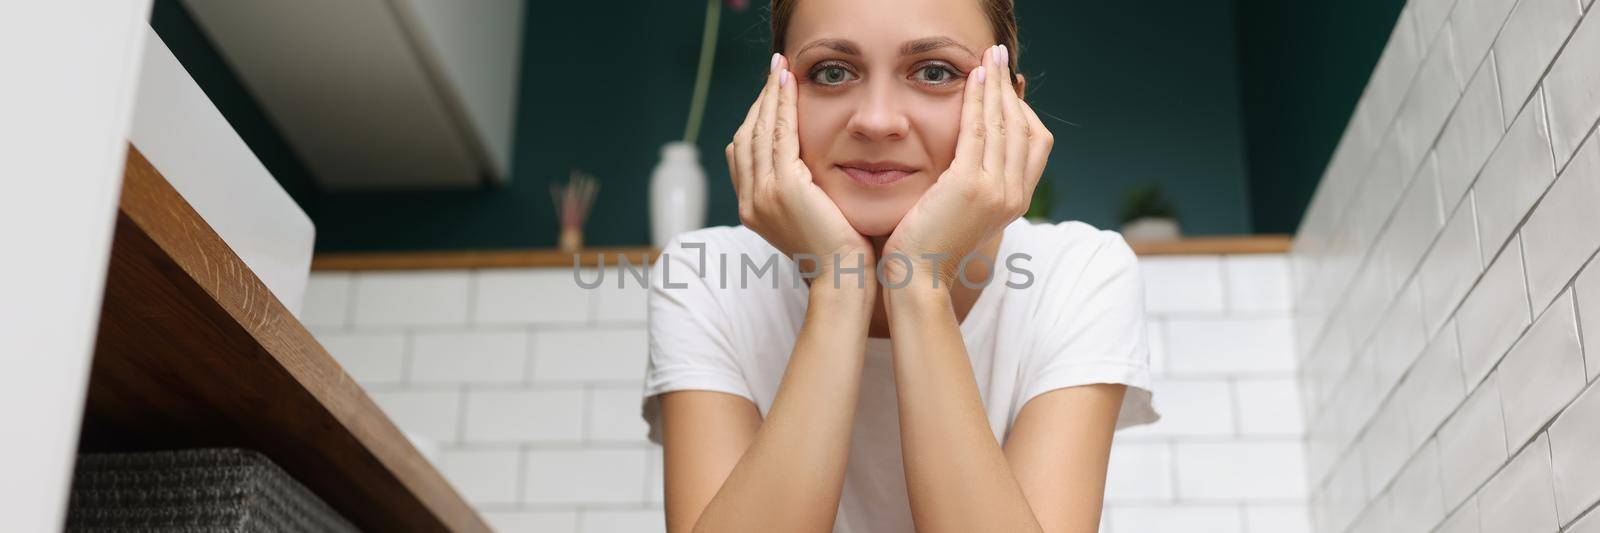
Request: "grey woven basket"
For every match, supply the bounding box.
[66,448,360,533]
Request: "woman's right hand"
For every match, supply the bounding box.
[726,53,873,282]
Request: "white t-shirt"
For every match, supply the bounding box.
[639,218,1158,533]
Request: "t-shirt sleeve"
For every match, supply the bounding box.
[640,232,757,444]
[1018,229,1159,430]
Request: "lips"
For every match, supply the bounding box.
[836,161,918,188]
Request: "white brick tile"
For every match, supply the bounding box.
[1543,11,1600,164]
[1478,432,1559,533]
[481,510,578,533]
[1164,317,1295,375]
[1104,443,1172,502]
[352,271,471,327]
[1456,237,1534,386]
[1579,256,1600,382]
[1437,372,1509,509]
[1474,95,1558,263]
[437,447,520,505]
[1418,195,1485,334]
[1243,505,1311,533]
[301,272,353,328]
[1449,0,1521,82]
[1574,511,1600,533]
[1415,0,1458,49]
[582,509,665,533]
[1375,156,1446,287]
[1491,0,1584,122]
[1118,379,1234,439]
[1360,398,1414,494]
[1401,321,1467,440]
[1550,381,1600,524]
[1436,496,1481,533]
[523,448,650,504]
[1387,438,1446,532]
[1370,281,1427,396]
[594,266,649,323]
[1323,452,1370,532]
[1175,441,1305,501]
[1139,257,1226,314]
[474,268,593,325]
[409,331,528,384]
[1369,12,1425,131]
[369,389,461,444]
[1224,255,1292,313]
[1498,290,1585,447]
[1235,378,1303,435]
[588,386,650,443]
[1351,490,1396,533]
[1398,29,1464,160]
[316,331,405,384]
[531,327,649,383]
[462,388,584,443]
[1437,54,1505,209]
[1521,135,1600,308]
[647,444,663,504]
[1106,505,1241,532]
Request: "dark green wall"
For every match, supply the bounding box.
[153,0,1395,251]
[1235,0,1406,234]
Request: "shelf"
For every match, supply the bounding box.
[309,235,1291,271]
[80,146,490,533]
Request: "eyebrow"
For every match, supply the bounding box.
[792,36,976,60]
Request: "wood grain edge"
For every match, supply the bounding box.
[89,146,490,532]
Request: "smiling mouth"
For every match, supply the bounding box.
[836,162,918,188]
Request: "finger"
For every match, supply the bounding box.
[1002,64,1028,198]
[775,59,801,178]
[981,45,1007,186]
[1019,101,1052,188]
[951,63,986,170]
[752,53,783,184]
[734,85,764,204]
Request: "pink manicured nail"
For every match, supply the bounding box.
[991,45,1002,64]
[779,70,790,87]
[770,53,781,73]
[974,66,986,84]
[998,45,1008,67]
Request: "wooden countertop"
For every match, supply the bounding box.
[80,147,490,533]
[311,235,1292,271]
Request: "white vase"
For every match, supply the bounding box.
[650,141,708,248]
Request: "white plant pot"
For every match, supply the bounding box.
[650,141,708,248]
[1121,217,1182,242]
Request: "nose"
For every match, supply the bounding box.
[845,79,909,143]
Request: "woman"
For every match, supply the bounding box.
[641,0,1158,531]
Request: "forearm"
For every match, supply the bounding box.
[692,282,873,533]
[885,283,1043,533]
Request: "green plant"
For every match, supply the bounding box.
[1024,178,1055,221]
[1119,183,1177,225]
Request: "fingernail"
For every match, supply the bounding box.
[974,66,986,84]
[779,70,790,87]
[770,53,781,73]
[999,45,1009,67]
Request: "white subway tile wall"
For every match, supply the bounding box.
[1294,0,1600,530]
[305,251,1304,532]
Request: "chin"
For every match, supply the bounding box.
[833,193,917,237]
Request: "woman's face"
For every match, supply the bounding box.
[785,0,996,237]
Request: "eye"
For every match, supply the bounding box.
[911,62,962,86]
[807,62,858,86]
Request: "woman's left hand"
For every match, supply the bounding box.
[881,44,1053,289]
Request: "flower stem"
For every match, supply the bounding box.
[683,0,721,145]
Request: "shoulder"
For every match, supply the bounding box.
[1004,219,1138,281]
[652,225,782,278]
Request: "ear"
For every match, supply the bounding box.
[1014,73,1027,98]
